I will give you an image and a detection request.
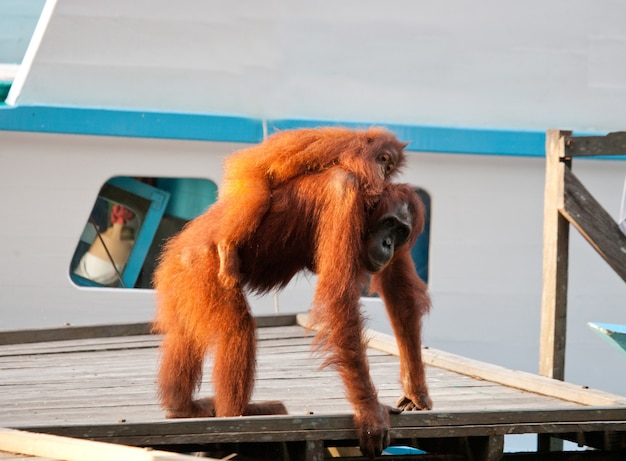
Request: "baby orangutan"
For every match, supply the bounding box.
[215,126,408,288]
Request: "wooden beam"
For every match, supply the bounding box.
[16,408,626,447]
[565,132,626,157]
[254,313,299,328]
[0,314,298,346]
[539,129,571,381]
[0,428,208,461]
[467,435,504,461]
[305,439,325,461]
[561,167,626,282]
[0,323,152,346]
[364,328,626,407]
[298,313,626,407]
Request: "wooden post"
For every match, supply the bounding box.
[467,435,504,461]
[539,130,571,381]
[305,439,325,461]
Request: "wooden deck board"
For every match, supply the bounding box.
[1,320,625,457]
[0,326,596,424]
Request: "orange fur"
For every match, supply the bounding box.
[215,127,407,287]
[153,166,430,458]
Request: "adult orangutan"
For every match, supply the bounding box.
[153,167,432,458]
[215,126,407,288]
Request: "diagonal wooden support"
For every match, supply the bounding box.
[540,129,626,383]
[561,166,626,282]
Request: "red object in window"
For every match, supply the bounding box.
[111,205,135,225]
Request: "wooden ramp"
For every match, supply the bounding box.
[1,314,625,460]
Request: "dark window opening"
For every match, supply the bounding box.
[412,188,431,284]
[70,176,217,289]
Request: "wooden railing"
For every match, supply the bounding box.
[540,130,626,381]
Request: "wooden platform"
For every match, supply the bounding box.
[1,314,625,460]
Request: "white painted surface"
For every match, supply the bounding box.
[7,0,626,131]
[4,0,57,104]
[0,0,44,64]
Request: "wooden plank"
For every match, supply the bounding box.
[363,328,626,407]
[15,408,626,447]
[2,324,626,457]
[0,451,53,460]
[0,324,152,347]
[0,452,57,460]
[254,313,298,328]
[4,322,626,450]
[0,314,297,347]
[305,439,324,461]
[300,314,626,407]
[0,428,211,461]
[561,166,626,282]
[539,129,571,380]
[0,384,576,425]
[0,393,576,428]
[467,435,504,461]
[0,337,160,357]
[565,132,626,157]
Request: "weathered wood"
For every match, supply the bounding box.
[0,330,610,430]
[299,313,626,407]
[0,314,298,347]
[16,408,626,447]
[0,428,207,461]
[467,435,504,461]
[0,337,160,357]
[561,167,626,282]
[0,323,152,346]
[0,451,48,460]
[363,327,626,407]
[539,128,626,389]
[537,433,565,454]
[305,439,325,461]
[3,322,626,457]
[539,129,571,381]
[255,313,299,328]
[565,132,626,157]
